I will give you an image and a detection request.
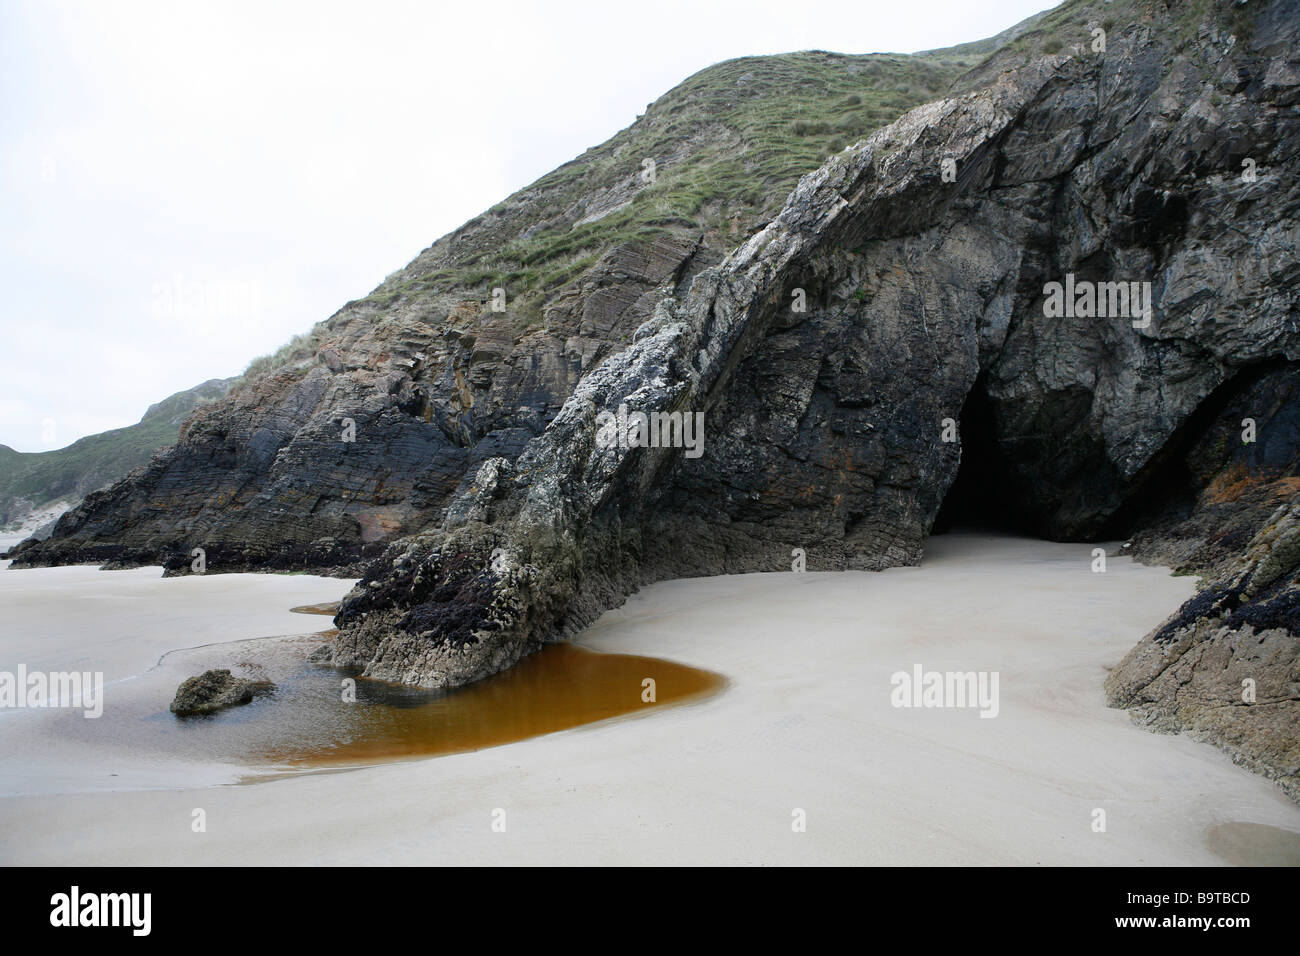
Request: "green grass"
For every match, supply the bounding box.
[246,0,1262,373]
[9,0,1269,525]
[0,379,232,527]
[260,45,985,348]
[242,331,322,379]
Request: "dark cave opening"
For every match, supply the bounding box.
[1093,359,1295,541]
[932,375,1034,536]
[931,360,1299,542]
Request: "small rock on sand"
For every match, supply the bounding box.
[170,669,273,716]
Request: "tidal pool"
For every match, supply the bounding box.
[255,602,726,767]
[0,601,723,791]
[253,641,725,769]
[15,629,724,783]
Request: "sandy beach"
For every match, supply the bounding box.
[2,532,1299,865]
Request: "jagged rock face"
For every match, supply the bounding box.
[653,2,1300,566]
[1103,359,1300,799]
[0,376,235,531]
[1124,362,1300,574]
[639,224,995,575]
[9,239,702,574]
[975,34,1300,539]
[328,0,1300,694]
[9,48,972,574]
[1108,502,1300,802]
[327,0,1300,686]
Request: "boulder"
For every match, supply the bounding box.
[169,669,273,717]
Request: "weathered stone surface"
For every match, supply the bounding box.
[10,46,968,576]
[0,377,236,534]
[324,4,1300,808]
[169,669,272,716]
[1108,502,1300,801]
[329,0,1300,697]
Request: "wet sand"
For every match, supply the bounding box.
[0,559,721,791]
[1205,823,1300,866]
[2,532,1299,865]
[253,643,723,769]
[0,560,355,794]
[289,602,341,616]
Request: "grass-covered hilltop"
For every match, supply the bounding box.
[0,378,234,531]
[247,40,1001,373]
[11,21,1020,524]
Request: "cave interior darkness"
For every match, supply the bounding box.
[931,374,1032,536]
[931,361,1292,541]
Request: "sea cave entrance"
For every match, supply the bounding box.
[932,374,1034,536]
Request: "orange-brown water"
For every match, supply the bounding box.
[255,642,724,768]
[289,602,341,616]
[47,603,727,775]
[34,606,723,783]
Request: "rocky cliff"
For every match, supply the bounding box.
[0,377,235,530]
[9,0,1300,797]
[6,43,980,574]
[1110,499,1300,802]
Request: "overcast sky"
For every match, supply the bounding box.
[0,0,1053,452]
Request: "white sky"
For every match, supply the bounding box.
[0,0,1053,452]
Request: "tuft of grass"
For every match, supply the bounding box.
[270,46,980,347]
[242,332,320,380]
